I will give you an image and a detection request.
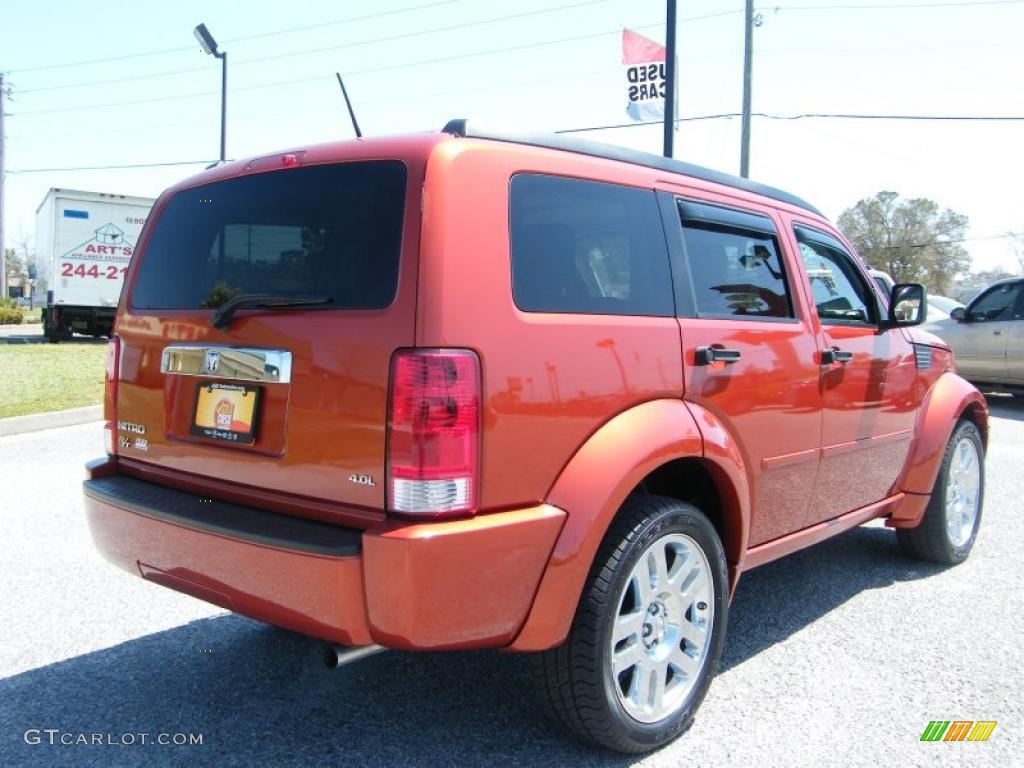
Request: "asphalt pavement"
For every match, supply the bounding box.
[1,400,1022,767]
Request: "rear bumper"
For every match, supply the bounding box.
[83,460,565,650]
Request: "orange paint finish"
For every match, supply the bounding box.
[742,495,901,571]
[895,372,989,501]
[87,129,991,665]
[361,505,565,649]
[85,490,374,646]
[679,321,815,547]
[885,492,930,529]
[508,400,707,652]
[111,139,437,520]
[418,141,685,512]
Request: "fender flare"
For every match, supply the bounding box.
[507,398,750,651]
[890,372,988,527]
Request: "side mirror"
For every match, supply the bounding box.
[950,306,967,322]
[884,283,927,327]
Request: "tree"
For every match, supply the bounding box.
[3,247,24,283]
[837,191,970,295]
[1008,231,1024,276]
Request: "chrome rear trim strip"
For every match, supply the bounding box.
[160,345,292,384]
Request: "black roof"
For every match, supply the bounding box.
[442,119,823,217]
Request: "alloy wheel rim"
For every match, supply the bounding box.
[945,437,980,548]
[609,533,714,724]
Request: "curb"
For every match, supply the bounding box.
[0,405,103,437]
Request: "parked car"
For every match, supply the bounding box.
[869,268,895,297]
[924,278,1024,395]
[927,294,965,322]
[83,121,988,753]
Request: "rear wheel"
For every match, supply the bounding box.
[530,496,728,753]
[897,420,984,564]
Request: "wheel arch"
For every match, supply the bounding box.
[890,372,988,527]
[507,399,750,652]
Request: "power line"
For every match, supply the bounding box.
[15,1,602,95]
[877,233,1023,250]
[6,0,455,74]
[776,0,1024,9]
[556,112,1024,132]
[8,159,216,174]
[12,23,665,117]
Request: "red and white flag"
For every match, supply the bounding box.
[622,29,667,121]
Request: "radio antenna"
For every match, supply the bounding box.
[335,73,363,139]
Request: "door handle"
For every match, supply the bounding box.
[821,347,853,364]
[695,346,741,365]
[993,330,1004,336]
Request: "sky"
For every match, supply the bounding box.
[2,0,1023,276]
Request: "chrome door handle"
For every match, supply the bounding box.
[822,347,853,364]
[695,346,741,365]
[993,330,1004,335]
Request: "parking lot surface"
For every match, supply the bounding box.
[1,399,1021,767]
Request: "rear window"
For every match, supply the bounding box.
[510,174,673,316]
[131,161,407,310]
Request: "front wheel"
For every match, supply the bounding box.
[530,496,728,753]
[897,419,984,564]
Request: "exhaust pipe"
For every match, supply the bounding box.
[322,643,385,670]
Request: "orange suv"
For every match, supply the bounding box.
[84,121,988,753]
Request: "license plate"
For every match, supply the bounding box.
[191,382,260,443]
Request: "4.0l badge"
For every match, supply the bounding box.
[347,474,376,487]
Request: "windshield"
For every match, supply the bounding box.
[131,161,407,310]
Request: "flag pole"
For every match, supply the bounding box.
[663,0,677,158]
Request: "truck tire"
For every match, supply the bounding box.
[897,420,984,564]
[530,495,728,753]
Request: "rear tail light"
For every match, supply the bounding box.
[387,349,481,518]
[104,336,120,456]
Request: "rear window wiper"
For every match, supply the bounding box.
[209,293,333,330]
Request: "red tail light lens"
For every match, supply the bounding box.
[104,336,120,456]
[387,349,481,518]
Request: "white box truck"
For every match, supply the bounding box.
[36,188,155,342]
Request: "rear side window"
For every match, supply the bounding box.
[509,174,673,316]
[131,161,407,310]
[679,206,793,319]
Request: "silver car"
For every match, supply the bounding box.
[923,278,1024,395]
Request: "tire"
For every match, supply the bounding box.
[530,495,728,753]
[897,420,984,564]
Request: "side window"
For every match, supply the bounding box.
[510,174,673,316]
[795,228,877,325]
[680,217,793,319]
[967,283,1021,322]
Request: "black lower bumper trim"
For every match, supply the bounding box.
[84,474,362,556]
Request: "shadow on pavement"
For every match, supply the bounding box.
[985,393,1024,422]
[0,526,942,768]
[0,332,106,345]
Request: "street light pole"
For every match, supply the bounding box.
[194,23,227,164]
[217,50,227,163]
[740,0,754,178]
[0,72,7,301]
[663,0,677,159]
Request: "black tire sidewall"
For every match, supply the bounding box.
[596,499,729,751]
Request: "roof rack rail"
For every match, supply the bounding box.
[441,118,823,217]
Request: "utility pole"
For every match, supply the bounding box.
[1,72,7,301]
[740,0,754,178]
[663,0,677,159]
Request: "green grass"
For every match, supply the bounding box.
[0,343,106,418]
[21,308,42,323]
